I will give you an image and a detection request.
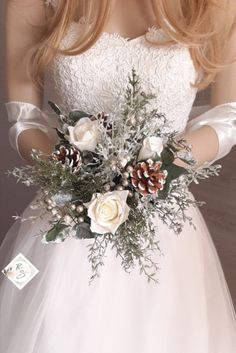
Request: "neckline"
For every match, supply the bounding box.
[69,18,164,42]
[99,25,164,43]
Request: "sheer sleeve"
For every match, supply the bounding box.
[4,1,60,161]
[185,102,236,165]
[185,8,236,165]
[5,101,59,160]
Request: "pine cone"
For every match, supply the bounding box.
[52,145,82,172]
[130,159,168,197]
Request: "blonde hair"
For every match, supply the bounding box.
[29,0,236,90]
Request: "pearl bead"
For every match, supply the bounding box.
[63,215,72,224]
[122,179,129,187]
[116,185,124,191]
[76,205,84,213]
[126,165,134,173]
[104,184,111,191]
[119,157,128,167]
[129,117,136,126]
[78,216,84,223]
[46,205,52,211]
[137,116,143,122]
[122,171,129,179]
[51,201,56,208]
[51,208,58,216]
[71,204,76,210]
[45,197,52,205]
[53,213,61,220]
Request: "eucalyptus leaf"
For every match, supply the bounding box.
[166,164,189,182]
[48,101,62,115]
[69,110,91,121]
[75,222,95,239]
[52,191,73,206]
[157,180,170,200]
[55,128,66,140]
[45,223,68,242]
[160,147,175,165]
[82,150,94,164]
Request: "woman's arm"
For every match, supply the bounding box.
[174,16,236,169]
[174,125,220,168]
[5,0,55,164]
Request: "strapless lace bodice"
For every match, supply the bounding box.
[44,2,198,134]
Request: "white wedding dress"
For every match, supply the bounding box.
[1,2,236,352]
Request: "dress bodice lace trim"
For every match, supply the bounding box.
[44,1,198,134]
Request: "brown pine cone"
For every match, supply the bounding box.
[52,145,82,172]
[130,159,168,197]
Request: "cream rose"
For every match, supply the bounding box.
[85,190,130,234]
[67,117,99,152]
[138,136,164,161]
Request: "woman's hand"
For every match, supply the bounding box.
[173,125,219,168]
[18,129,55,165]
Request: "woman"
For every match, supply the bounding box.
[0,0,236,352]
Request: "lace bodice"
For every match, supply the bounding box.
[44,1,198,134]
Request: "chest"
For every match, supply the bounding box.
[45,23,198,133]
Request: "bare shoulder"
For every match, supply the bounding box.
[6,0,49,28]
[5,0,50,102]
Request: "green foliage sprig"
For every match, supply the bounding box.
[6,68,222,285]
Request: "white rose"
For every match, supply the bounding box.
[138,136,164,161]
[85,190,130,234]
[67,117,99,152]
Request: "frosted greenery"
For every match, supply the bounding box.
[6,68,222,285]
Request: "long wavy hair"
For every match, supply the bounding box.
[28,0,236,91]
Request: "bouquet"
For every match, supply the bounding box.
[8,68,221,285]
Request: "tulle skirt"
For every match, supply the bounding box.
[0,189,236,353]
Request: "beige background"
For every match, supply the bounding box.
[0,1,235,309]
